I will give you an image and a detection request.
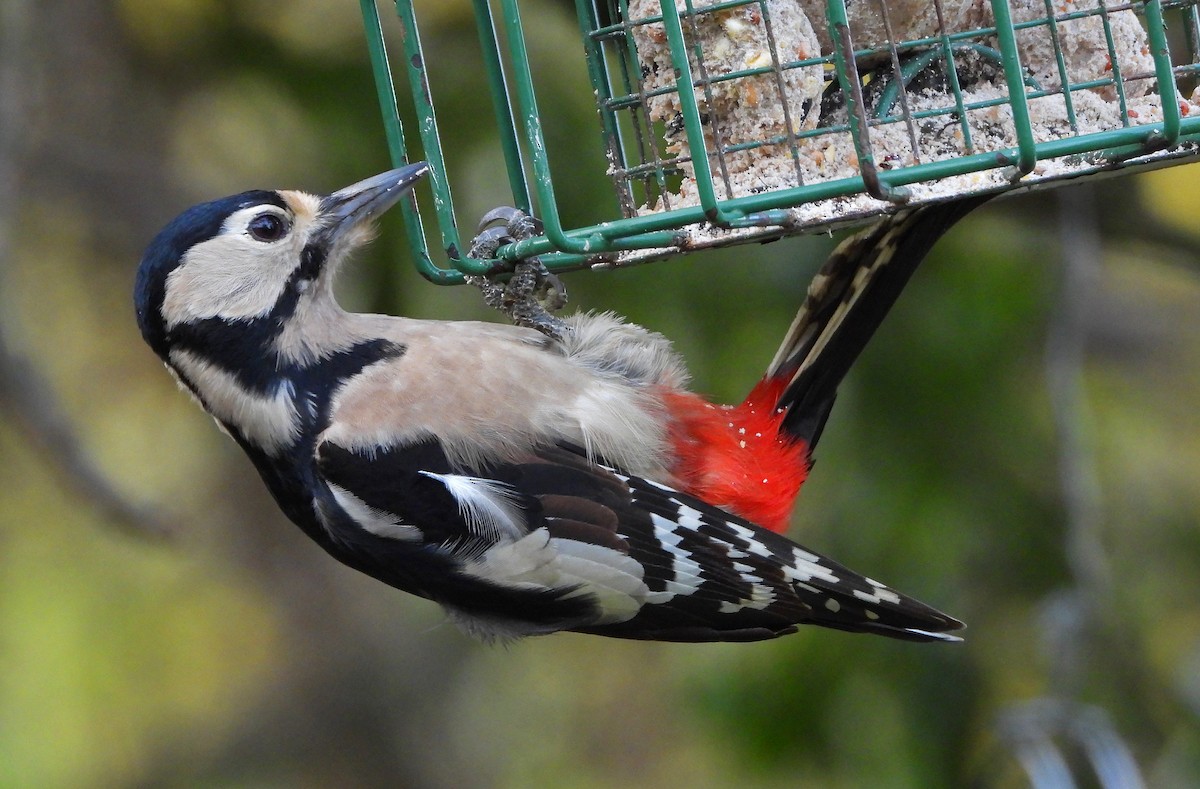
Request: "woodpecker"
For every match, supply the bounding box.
[135,163,979,643]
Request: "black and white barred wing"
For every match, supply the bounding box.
[310,437,594,637]
[601,469,963,642]
[314,439,962,643]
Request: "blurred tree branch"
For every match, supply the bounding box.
[0,0,172,541]
[0,331,175,540]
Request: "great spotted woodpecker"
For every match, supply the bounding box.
[134,163,978,643]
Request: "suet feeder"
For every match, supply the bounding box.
[359,0,1200,282]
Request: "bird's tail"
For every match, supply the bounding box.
[761,196,992,449]
[665,196,991,533]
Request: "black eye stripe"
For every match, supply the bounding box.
[247,212,290,242]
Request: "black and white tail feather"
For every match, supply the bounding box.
[768,196,993,451]
[134,163,975,645]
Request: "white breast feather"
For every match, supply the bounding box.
[568,382,672,478]
[560,312,690,389]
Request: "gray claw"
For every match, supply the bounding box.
[474,206,542,247]
[468,206,566,340]
[467,225,513,260]
[537,271,568,313]
[477,206,526,232]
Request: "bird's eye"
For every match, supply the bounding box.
[247,213,289,242]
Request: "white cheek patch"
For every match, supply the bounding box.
[170,349,300,454]
[161,204,318,328]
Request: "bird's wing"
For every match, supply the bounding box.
[313,434,963,643]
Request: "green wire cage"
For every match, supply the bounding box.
[360,0,1200,283]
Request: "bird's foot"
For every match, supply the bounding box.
[467,207,569,341]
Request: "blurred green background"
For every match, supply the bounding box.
[2,1,1200,786]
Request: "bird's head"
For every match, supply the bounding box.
[134,163,428,360]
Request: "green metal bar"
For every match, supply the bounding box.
[518,128,1200,271]
[624,0,762,27]
[1185,2,1200,66]
[1041,0,1079,132]
[360,0,450,283]
[472,0,534,215]
[757,0,808,185]
[988,0,1037,176]
[614,0,679,214]
[393,0,493,277]
[360,1,406,170]
[365,0,1200,278]
[875,48,942,121]
[1096,0,1132,127]
[521,105,1200,265]
[576,0,636,215]
[876,0,925,162]
[609,2,1158,76]
[656,0,746,224]
[875,44,1042,121]
[827,0,910,202]
[1144,0,1183,147]
[932,0,975,154]
[611,117,839,172]
[520,136,1200,269]
[682,0,737,201]
[496,0,609,254]
[501,115,1200,264]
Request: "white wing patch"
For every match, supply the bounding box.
[458,528,647,627]
[719,559,777,614]
[419,472,527,544]
[719,584,777,614]
[460,527,557,583]
[548,539,647,622]
[329,482,420,541]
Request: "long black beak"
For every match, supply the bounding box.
[315,162,428,246]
